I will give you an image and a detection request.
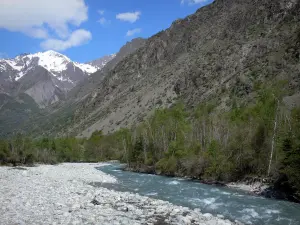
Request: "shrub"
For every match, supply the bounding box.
[156,156,177,175]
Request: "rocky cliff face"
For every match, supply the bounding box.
[18,66,65,107]
[67,38,146,100]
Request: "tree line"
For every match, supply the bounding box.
[108,84,300,199]
[1,83,300,199]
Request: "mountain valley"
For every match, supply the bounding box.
[3,1,300,225]
[0,0,299,138]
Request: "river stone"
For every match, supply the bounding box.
[203,213,213,219]
[0,163,239,225]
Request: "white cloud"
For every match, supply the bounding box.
[41,29,92,51]
[98,10,105,15]
[98,17,111,26]
[0,0,88,39]
[126,28,141,37]
[181,0,208,5]
[97,10,110,26]
[98,18,106,25]
[0,0,92,51]
[26,28,49,39]
[116,11,141,23]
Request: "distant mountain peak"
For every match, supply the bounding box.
[42,50,70,60]
[0,50,101,82]
[44,50,60,54]
[0,50,117,107]
[87,54,116,69]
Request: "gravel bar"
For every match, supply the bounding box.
[0,163,241,225]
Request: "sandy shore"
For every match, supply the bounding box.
[0,163,239,225]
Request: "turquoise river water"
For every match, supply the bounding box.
[96,164,300,225]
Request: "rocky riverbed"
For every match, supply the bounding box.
[0,163,239,225]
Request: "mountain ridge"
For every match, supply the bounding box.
[0,50,116,107]
[87,54,116,68]
[71,0,300,137]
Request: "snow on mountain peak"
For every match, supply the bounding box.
[42,50,71,61]
[0,50,116,86]
[74,62,98,74]
[45,50,62,55]
[1,50,101,76]
[33,51,71,73]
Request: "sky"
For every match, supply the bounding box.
[0,0,213,63]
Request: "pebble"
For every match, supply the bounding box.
[0,163,240,225]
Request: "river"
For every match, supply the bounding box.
[95,163,300,225]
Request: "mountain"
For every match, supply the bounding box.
[102,38,146,72]
[87,54,116,70]
[0,50,115,108]
[0,50,99,91]
[0,92,40,136]
[67,38,146,100]
[0,50,116,136]
[0,38,146,137]
[2,0,300,138]
[67,0,300,137]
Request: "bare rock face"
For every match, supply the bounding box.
[104,38,146,72]
[67,38,146,100]
[16,66,64,108]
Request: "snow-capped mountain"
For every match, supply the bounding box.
[0,50,101,90]
[0,50,115,107]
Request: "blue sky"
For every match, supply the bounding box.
[0,0,212,63]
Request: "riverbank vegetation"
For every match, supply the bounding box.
[1,83,300,200]
[117,84,300,200]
